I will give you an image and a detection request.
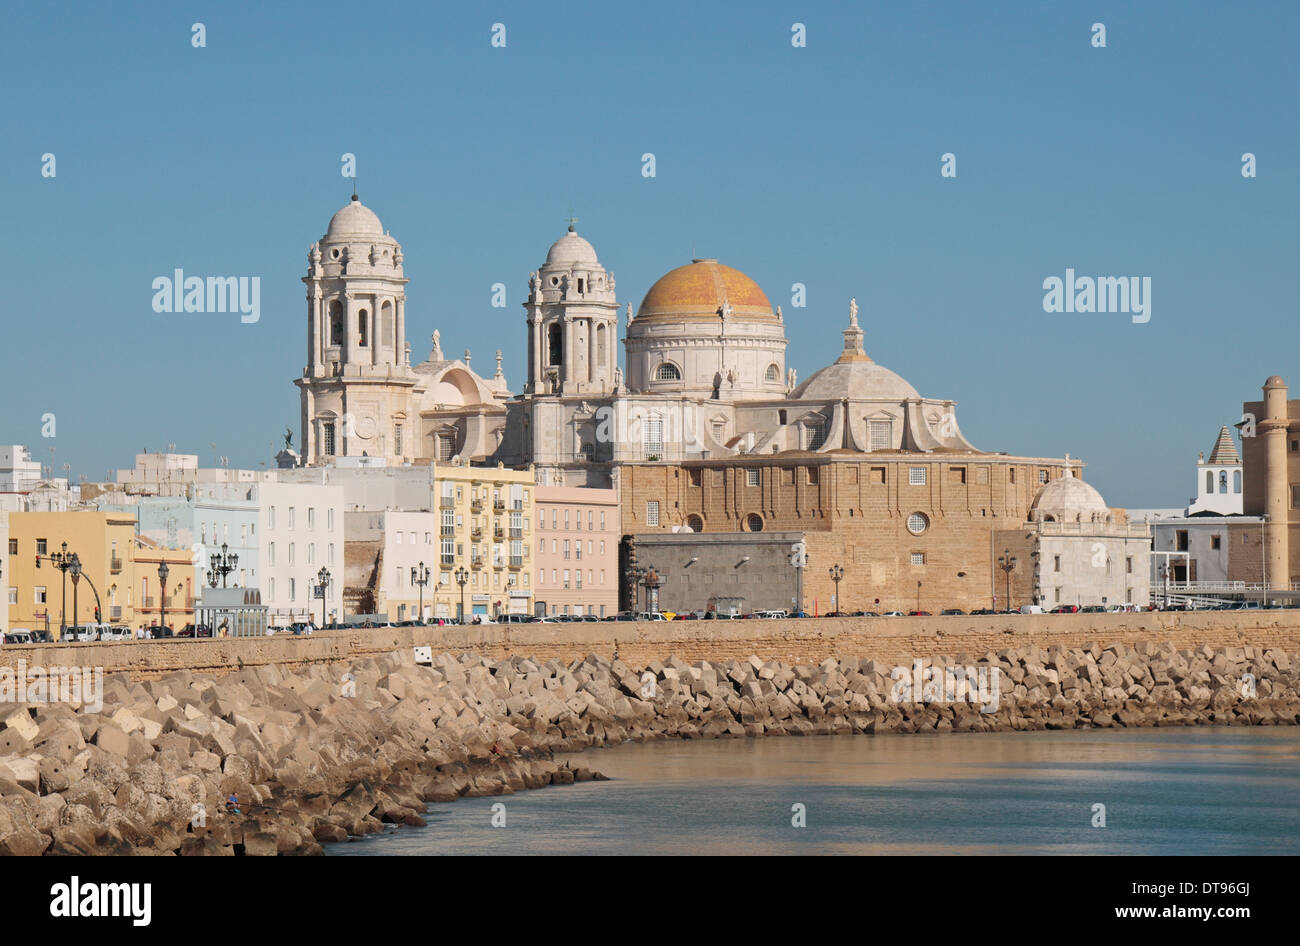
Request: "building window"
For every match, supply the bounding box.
[646,501,660,527]
[7,539,15,555]
[288,543,295,565]
[394,424,403,456]
[1205,471,1214,494]
[1176,530,1189,552]
[36,538,47,556]
[323,422,336,456]
[1053,555,1061,572]
[910,552,925,565]
[1219,471,1228,494]
[1292,486,1300,509]
[1126,556,1134,573]
[1234,471,1242,494]
[1009,468,1017,484]
[908,468,926,486]
[655,363,681,381]
[643,417,664,456]
[1039,469,1049,484]
[268,543,275,566]
[869,420,891,451]
[308,508,316,530]
[807,467,819,485]
[563,540,570,560]
[765,363,780,382]
[1210,535,1221,551]
[746,514,764,532]
[907,512,929,534]
[288,507,296,530]
[950,467,967,485]
[746,469,759,487]
[35,586,47,605]
[289,578,296,601]
[327,509,334,530]
[689,469,702,487]
[438,435,455,461]
[7,587,15,606]
[600,511,605,531]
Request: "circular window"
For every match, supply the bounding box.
[550,276,559,286]
[907,512,929,534]
[331,248,341,259]
[746,514,764,532]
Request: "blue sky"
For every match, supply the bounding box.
[2,0,1296,506]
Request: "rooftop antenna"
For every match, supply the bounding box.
[352,178,358,200]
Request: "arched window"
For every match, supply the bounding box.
[547,323,563,366]
[1206,471,1214,494]
[1219,471,1228,494]
[358,309,369,347]
[329,299,343,346]
[1234,470,1242,493]
[595,323,606,365]
[381,300,394,348]
[685,514,704,532]
[765,363,780,383]
[655,363,681,381]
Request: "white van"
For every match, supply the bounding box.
[1019,605,1046,615]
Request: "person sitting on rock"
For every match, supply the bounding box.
[225,793,240,815]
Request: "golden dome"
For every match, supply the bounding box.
[635,259,776,323]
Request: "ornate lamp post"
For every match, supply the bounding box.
[69,554,82,629]
[316,566,331,627]
[157,560,170,635]
[454,566,468,623]
[828,563,844,613]
[998,549,1017,611]
[208,542,238,589]
[411,561,430,623]
[37,541,76,633]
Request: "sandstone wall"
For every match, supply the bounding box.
[5,611,1300,677]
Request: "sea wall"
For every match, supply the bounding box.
[0,639,1296,854]
[5,611,1300,677]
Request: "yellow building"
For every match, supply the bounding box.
[7,510,137,632]
[345,463,537,621]
[5,511,195,634]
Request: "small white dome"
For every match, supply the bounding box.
[544,227,599,268]
[793,361,920,401]
[327,196,383,238]
[1031,469,1110,521]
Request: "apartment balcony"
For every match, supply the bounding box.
[493,527,504,539]
[509,557,524,569]
[441,554,455,566]
[493,500,505,511]
[471,557,484,569]
[471,499,484,513]
[471,526,483,538]
[509,528,523,539]
[109,556,123,574]
[440,495,456,508]
[440,527,456,538]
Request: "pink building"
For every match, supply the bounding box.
[534,486,619,617]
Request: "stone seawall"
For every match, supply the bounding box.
[0,638,1297,855]
[5,611,1300,676]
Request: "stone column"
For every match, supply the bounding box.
[343,293,355,366]
[563,316,573,391]
[396,296,406,364]
[1264,375,1290,590]
[309,290,321,371]
[372,294,380,366]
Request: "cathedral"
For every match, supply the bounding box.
[296,195,979,486]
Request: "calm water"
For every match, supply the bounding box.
[331,729,1300,855]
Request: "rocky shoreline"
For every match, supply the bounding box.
[0,641,1296,855]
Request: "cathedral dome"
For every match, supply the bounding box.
[636,259,776,324]
[1030,469,1110,522]
[327,195,384,238]
[545,227,600,268]
[793,361,920,401]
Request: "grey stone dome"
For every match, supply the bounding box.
[544,228,599,268]
[1030,469,1110,522]
[327,196,384,238]
[793,360,920,401]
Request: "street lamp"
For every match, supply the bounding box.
[37,541,75,633]
[157,560,170,636]
[411,561,430,623]
[998,549,1017,611]
[454,566,468,623]
[316,566,331,628]
[209,542,238,589]
[69,554,82,630]
[828,564,844,614]
[916,580,923,613]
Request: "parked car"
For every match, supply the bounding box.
[940,609,965,615]
[754,610,788,619]
[2,629,34,645]
[850,611,881,617]
[30,629,55,644]
[61,624,103,642]
[970,609,996,615]
[881,611,905,617]
[1080,606,1105,613]
[97,625,131,641]
[908,610,932,616]
[1018,605,1045,615]
[149,625,175,639]
[637,612,670,621]
[825,611,849,617]
[1050,605,1080,614]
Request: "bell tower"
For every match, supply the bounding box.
[296,195,417,464]
[525,222,620,396]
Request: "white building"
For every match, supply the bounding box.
[0,446,41,493]
[344,510,441,621]
[1187,425,1243,515]
[255,482,345,625]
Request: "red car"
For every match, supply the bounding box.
[1050,605,1080,614]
